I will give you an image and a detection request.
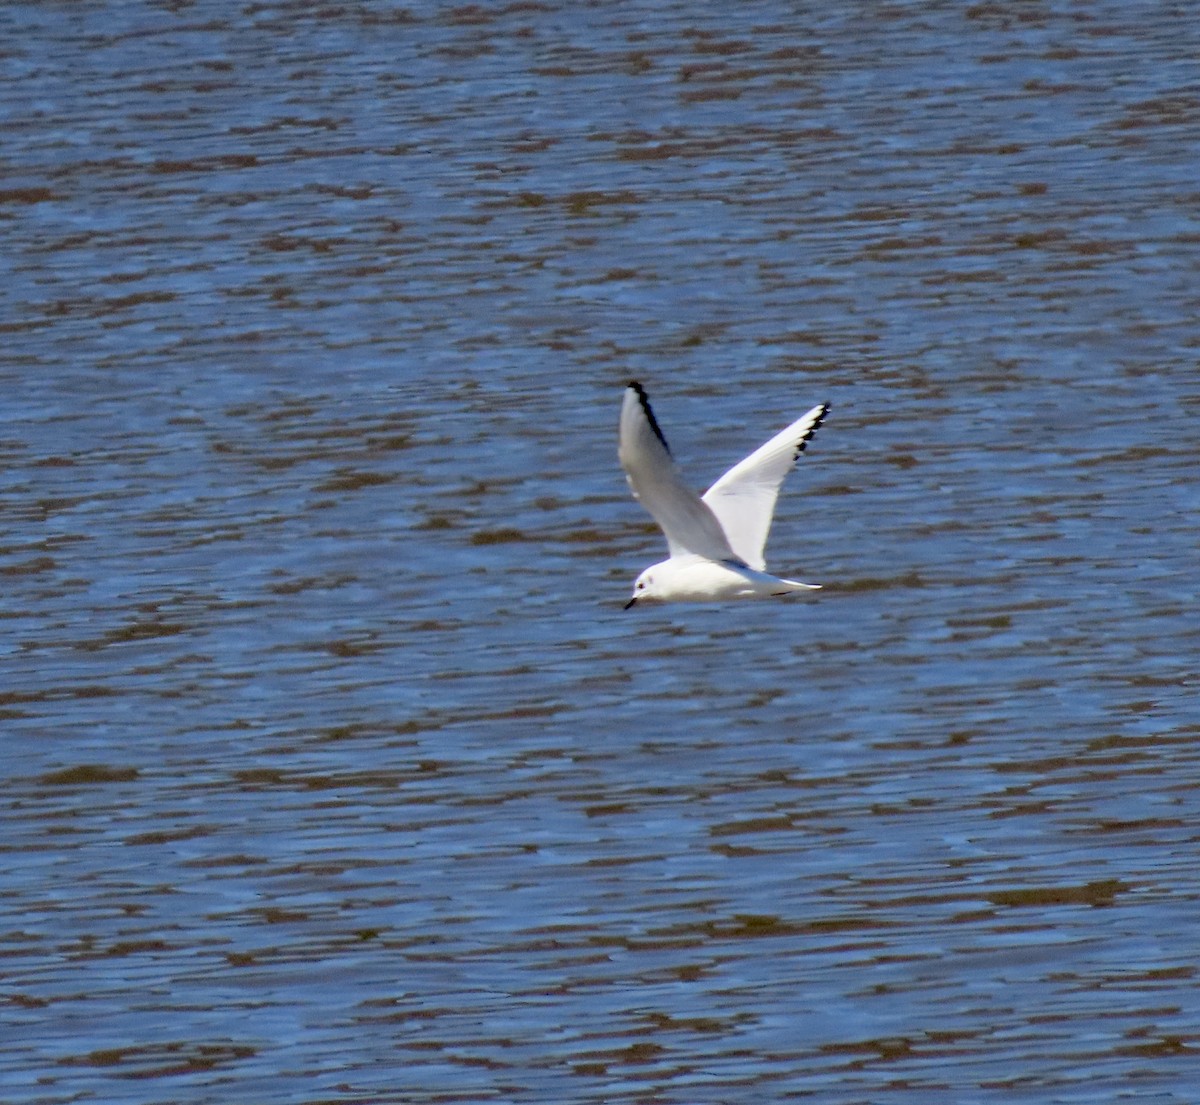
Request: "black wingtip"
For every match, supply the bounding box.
[793,402,831,458]
[627,380,671,456]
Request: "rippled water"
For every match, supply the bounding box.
[3,2,1199,1102]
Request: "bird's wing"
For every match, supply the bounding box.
[619,383,743,563]
[701,403,829,570]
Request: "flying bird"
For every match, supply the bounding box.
[619,381,829,607]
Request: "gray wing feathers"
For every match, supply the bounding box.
[619,384,743,563]
[702,403,829,570]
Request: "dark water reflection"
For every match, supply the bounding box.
[3,2,1199,1102]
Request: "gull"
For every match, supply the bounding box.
[619,381,829,607]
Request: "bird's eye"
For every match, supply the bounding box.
[637,581,645,590]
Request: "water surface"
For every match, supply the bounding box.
[3,2,1199,1102]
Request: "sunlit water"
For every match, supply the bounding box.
[3,3,1199,1103]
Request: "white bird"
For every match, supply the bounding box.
[619,381,829,607]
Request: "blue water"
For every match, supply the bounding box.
[3,2,1198,1102]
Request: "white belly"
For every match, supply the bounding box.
[655,559,808,601]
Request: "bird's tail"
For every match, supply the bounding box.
[772,578,821,594]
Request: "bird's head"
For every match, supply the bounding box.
[624,568,659,609]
